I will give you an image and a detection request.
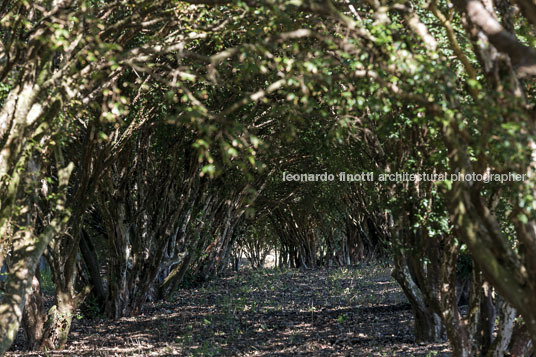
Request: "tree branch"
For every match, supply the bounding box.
[454,0,536,77]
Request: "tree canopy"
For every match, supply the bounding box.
[1,0,536,354]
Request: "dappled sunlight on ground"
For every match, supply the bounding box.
[7,265,451,356]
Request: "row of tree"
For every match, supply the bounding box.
[1,0,536,355]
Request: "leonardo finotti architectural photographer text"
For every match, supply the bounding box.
[282,172,527,183]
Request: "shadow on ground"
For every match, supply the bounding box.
[8,266,451,356]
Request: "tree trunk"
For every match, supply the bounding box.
[468,268,497,355]
[41,290,74,350]
[509,322,533,357]
[0,228,49,355]
[392,264,443,342]
[79,230,105,304]
[103,202,131,318]
[21,266,45,350]
[489,297,516,357]
[413,306,443,342]
[439,237,472,356]
[478,281,496,355]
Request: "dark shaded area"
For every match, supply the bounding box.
[7,267,450,356]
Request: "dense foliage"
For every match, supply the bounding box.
[1,0,536,355]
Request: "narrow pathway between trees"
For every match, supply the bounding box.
[9,266,450,356]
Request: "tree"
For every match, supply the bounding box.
[2,0,536,354]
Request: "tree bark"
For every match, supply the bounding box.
[392,264,443,342]
[41,290,74,350]
[79,230,105,304]
[0,228,50,354]
[438,238,472,356]
[509,322,533,357]
[41,255,92,350]
[489,297,516,357]
[21,266,46,350]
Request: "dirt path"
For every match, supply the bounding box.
[8,266,450,356]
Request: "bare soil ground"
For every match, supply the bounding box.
[8,265,451,356]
